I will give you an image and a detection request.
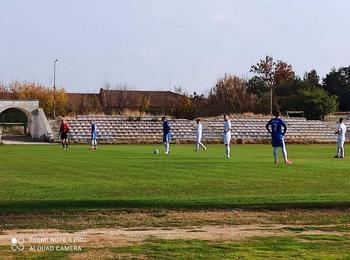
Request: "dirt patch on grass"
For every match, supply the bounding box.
[0,208,349,255]
[1,208,350,230]
[1,224,349,248]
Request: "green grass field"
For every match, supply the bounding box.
[1,144,349,211]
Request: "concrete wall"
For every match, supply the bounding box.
[0,100,52,140]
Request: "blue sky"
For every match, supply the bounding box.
[1,0,349,94]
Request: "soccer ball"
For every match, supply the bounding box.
[153,149,159,154]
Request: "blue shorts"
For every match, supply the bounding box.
[92,132,98,140]
[163,133,170,143]
[272,136,285,147]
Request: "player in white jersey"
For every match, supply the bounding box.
[335,118,347,159]
[223,114,232,159]
[195,119,207,151]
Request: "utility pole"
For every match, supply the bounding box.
[53,59,58,118]
[168,72,171,91]
[270,84,273,115]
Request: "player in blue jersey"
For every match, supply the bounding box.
[266,111,292,164]
[162,116,171,154]
[91,121,98,150]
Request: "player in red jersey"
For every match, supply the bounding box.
[59,119,70,150]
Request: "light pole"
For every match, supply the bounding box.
[270,83,273,116]
[53,59,58,118]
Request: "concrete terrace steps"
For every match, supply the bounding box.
[60,116,337,144]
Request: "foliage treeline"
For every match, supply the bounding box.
[0,81,67,118]
[190,56,342,119]
[1,56,350,120]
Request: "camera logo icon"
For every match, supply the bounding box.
[11,237,25,252]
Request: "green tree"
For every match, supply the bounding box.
[296,89,338,119]
[303,69,321,88]
[323,66,350,111]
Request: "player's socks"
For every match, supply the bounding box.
[200,143,207,151]
[226,146,231,159]
[273,147,278,162]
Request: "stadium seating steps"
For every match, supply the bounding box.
[64,115,337,144]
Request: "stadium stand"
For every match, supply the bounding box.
[64,115,337,144]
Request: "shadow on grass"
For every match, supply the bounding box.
[1,200,350,213]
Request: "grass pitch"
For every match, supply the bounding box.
[0,144,349,211]
[1,144,349,258]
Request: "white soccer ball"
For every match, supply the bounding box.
[153,149,159,154]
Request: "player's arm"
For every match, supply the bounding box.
[265,120,272,134]
[58,124,62,135]
[167,122,171,132]
[282,121,287,136]
[335,125,340,135]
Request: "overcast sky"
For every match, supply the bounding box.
[1,0,349,94]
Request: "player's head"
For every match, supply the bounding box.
[274,111,280,118]
[161,116,166,122]
[339,118,343,123]
[196,118,200,124]
[224,114,228,121]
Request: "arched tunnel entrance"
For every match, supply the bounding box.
[0,100,53,142]
[0,108,30,138]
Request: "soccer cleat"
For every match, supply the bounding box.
[285,160,293,164]
[204,147,207,151]
[334,155,339,158]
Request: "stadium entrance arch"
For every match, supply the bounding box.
[0,100,53,141]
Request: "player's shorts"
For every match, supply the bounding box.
[337,137,345,147]
[60,132,68,140]
[163,133,170,143]
[91,132,98,140]
[223,133,231,145]
[196,134,202,143]
[272,136,285,147]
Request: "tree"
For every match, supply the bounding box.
[296,89,338,119]
[138,95,151,114]
[173,86,195,119]
[0,81,67,118]
[249,55,295,114]
[323,67,350,111]
[207,74,257,115]
[303,69,321,88]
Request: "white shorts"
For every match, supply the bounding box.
[223,133,231,145]
[337,138,345,148]
[196,134,202,143]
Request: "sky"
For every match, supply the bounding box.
[1,0,350,94]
